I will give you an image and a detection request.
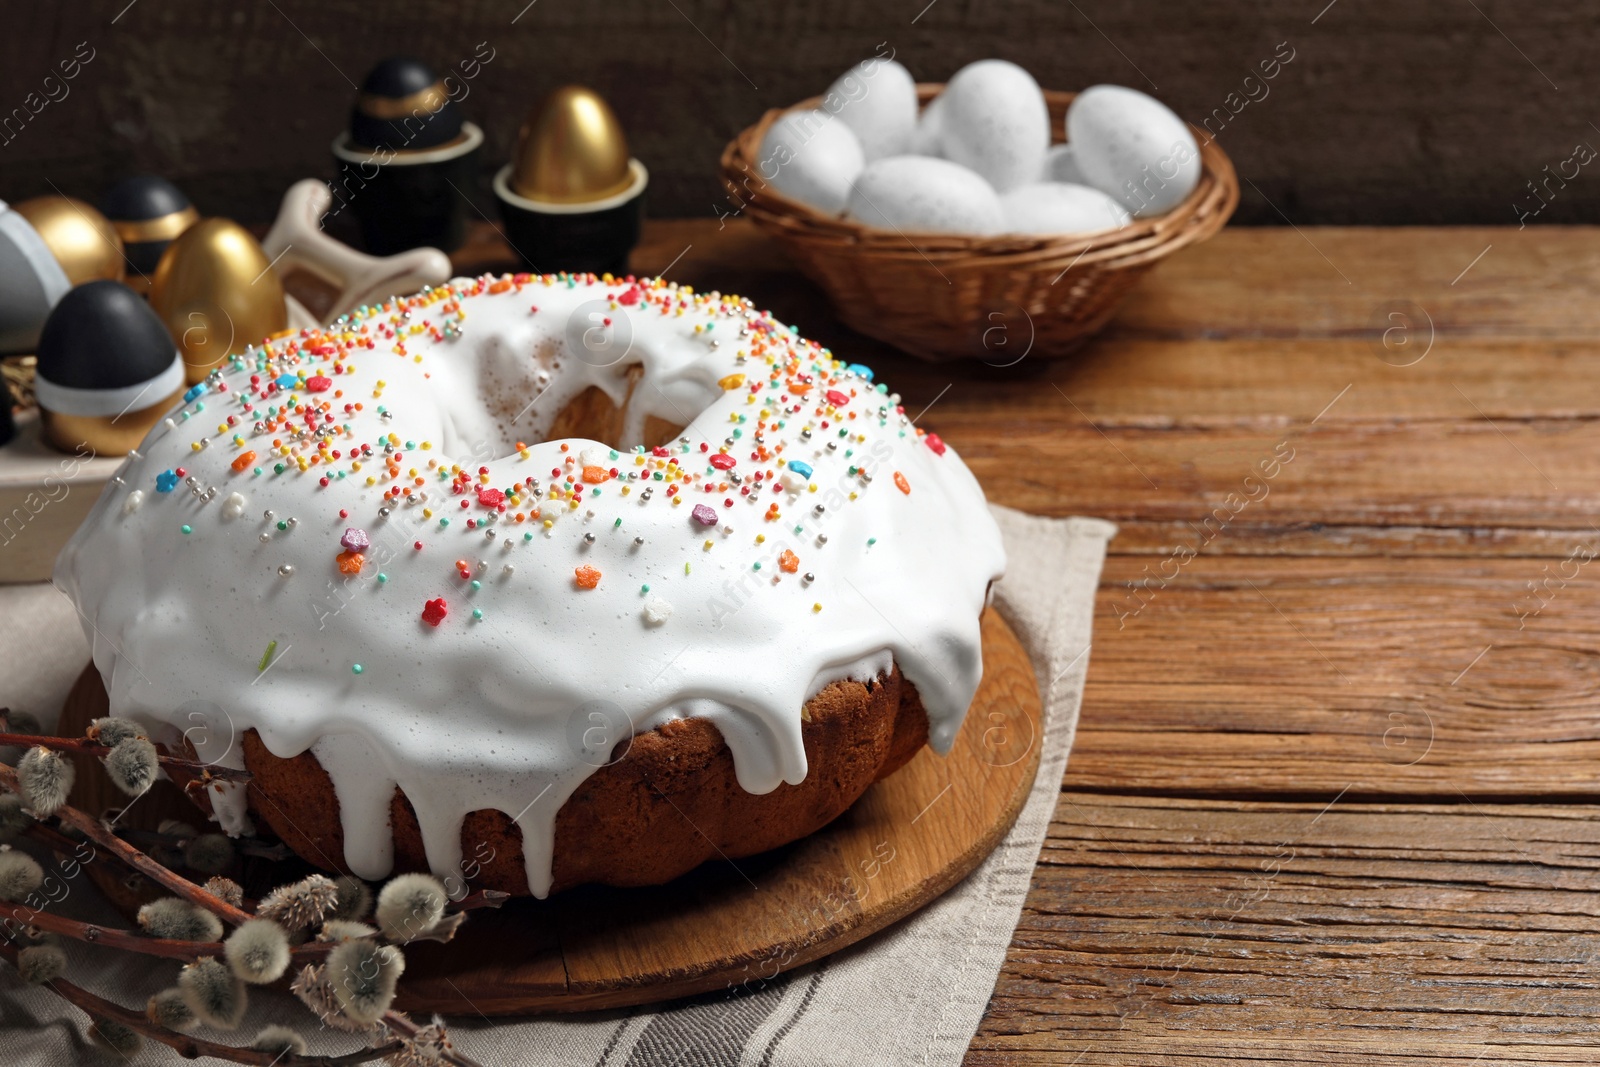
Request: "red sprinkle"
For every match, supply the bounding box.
[478,487,506,508]
[924,432,947,456]
[422,598,448,626]
[826,389,850,407]
[708,453,736,471]
[306,375,332,392]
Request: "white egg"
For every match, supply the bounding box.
[756,109,865,215]
[1042,143,1087,185]
[1000,182,1131,235]
[846,156,1003,235]
[937,60,1049,192]
[1067,85,1201,217]
[825,57,918,161]
[910,93,946,155]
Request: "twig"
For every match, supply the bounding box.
[0,898,219,962]
[0,762,254,927]
[0,938,403,1065]
[453,889,511,912]
[0,731,253,784]
[383,1010,489,1067]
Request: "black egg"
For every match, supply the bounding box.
[101,176,198,276]
[35,280,181,408]
[350,56,463,152]
[0,201,70,354]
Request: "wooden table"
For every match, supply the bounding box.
[466,219,1600,1063]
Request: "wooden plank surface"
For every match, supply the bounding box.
[623,221,1600,1063]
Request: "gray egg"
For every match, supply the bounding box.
[938,60,1050,193]
[826,57,918,161]
[1067,85,1201,217]
[1000,182,1131,235]
[846,156,1003,235]
[759,110,865,215]
[0,200,71,354]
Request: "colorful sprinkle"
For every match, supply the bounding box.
[691,504,719,527]
[155,470,178,492]
[574,564,602,589]
[422,597,448,626]
[894,471,910,494]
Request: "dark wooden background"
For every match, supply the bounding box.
[0,0,1595,229]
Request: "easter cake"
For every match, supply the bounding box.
[55,273,1005,897]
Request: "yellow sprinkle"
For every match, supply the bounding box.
[422,508,433,518]
[352,461,362,471]
[755,534,765,544]
[543,519,554,529]
[685,562,691,574]
[366,476,376,486]
[812,603,822,613]
[703,539,713,550]
[421,441,432,450]
[190,442,202,452]
[568,499,579,510]
[808,484,817,493]
[621,486,630,496]
[849,491,858,500]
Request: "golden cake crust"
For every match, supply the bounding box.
[216,667,928,895]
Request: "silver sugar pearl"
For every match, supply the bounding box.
[476,560,488,575]
[803,572,815,583]
[503,564,515,577]
[826,442,838,452]
[633,536,645,546]
[259,532,271,543]
[485,529,497,540]
[287,516,298,527]
[378,507,391,518]
[278,564,294,576]
[813,505,826,516]
[817,534,828,545]
[584,532,596,545]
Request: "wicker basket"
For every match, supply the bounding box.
[720,85,1239,362]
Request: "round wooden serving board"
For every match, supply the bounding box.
[58,606,1041,1015]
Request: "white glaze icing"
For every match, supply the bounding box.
[55,274,1005,897]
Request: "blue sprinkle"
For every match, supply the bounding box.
[183,383,206,403]
[155,469,178,492]
[846,363,874,381]
[275,373,298,389]
[788,461,813,479]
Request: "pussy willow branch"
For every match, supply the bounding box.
[0,762,255,926]
[0,889,510,965]
[0,938,402,1065]
[0,730,253,784]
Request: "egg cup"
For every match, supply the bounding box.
[492,158,647,276]
[331,122,483,256]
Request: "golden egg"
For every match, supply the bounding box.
[509,86,633,204]
[11,196,125,285]
[149,218,287,384]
